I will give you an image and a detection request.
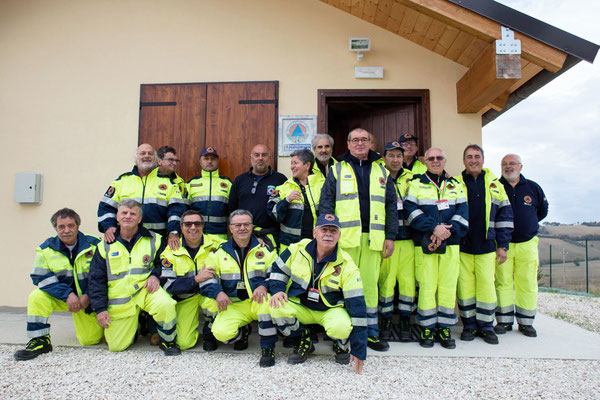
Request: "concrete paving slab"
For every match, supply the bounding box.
[2,307,599,360]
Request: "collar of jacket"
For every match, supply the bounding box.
[221,235,261,259]
[171,236,206,257]
[201,169,221,179]
[247,166,274,177]
[47,231,92,253]
[305,239,340,264]
[419,171,456,184]
[339,150,381,165]
[115,225,154,240]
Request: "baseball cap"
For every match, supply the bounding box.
[200,147,219,157]
[315,214,341,229]
[384,141,404,155]
[398,133,418,144]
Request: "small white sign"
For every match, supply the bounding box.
[355,67,384,79]
[278,115,316,156]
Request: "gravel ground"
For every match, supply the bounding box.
[538,291,600,334]
[2,292,600,400]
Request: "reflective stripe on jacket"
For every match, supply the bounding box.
[391,168,414,240]
[98,166,186,235]
[188,169,232,235]
[266,174,324,246]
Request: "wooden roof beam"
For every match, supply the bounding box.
[457,43,520,113]
[396,0,567,72]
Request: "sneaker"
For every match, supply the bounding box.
[283,336,299,348]
[332,341,350,365]
[397,316,413,342]
[159,341,181,356]
[416,326,434,348]
[460,328,477,341]
[478,330,499,345]
[494,323,513,335]
[379,318,393,341]
[233,325,251,351]
[287,329,314,364]
[518,324,537,337]
[367,336,390,352]
[14,336,52,361]
[259,348,275,368]
[149,333,160,346]
[436,327,456,349]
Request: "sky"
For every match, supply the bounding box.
[482,0,600,224]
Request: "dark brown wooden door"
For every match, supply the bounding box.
[139,81,278,181]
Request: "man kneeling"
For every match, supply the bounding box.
[269,214,367,374]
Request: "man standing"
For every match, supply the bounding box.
[89,200,180,355]
[229,144,286,246]
[200,210,279,367]
[188,147,232,240]
[320,128,398,351]
[156,145,186,196]
[311,133,337,179]
[269,214,367,374]
[398,133,427,174]
[456,145,513,345]
[98,143,186,250]
[495,154,548,337]
[14,209,103,361]
[378,142,415,341]
[160,210,224,351]
[404,147,469,349]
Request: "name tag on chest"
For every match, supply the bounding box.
[307,288,320,302]
[397,199,403,210]
[436,200,449,210]
[236,281,246,290]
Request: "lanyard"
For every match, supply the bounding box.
[311,259,329,288]
[426,174,447,198]
[233,246,249,271]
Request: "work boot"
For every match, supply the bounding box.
[159,341,181,356]
[518,324,537,337]
[288,329,314,364]
[202,331,218,352]
[397,316,413,342]
[259,348,275,368]
[367,336,390,352]
[379,318,393,341]
[332,341,350,365]
[233,325,252,351]
[14,335,52,361]
[436,327,456,349]
[149,333,160,346]
[494,323,513,335]
[460,328,477,341]
[478,330,499,345]
[416,326,434,348]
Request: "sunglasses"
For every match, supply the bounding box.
[427,156,445,162]
[182,221,203,227]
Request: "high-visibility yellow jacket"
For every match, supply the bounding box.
[389,168,414,240]
[187,169,232,235]
[311,157,337,181]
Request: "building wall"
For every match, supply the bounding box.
[0,0,481,306]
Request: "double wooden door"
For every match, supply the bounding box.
[139,81,278,181]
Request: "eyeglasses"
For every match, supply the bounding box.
[230,222,252,229]
[501,162,521,167]
[401,142,417,147]
[348,138,370,144]
[427,156,445,162]
[182,221,203,227]
[163,157,180,163]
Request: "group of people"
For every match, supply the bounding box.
[14,128,548,374]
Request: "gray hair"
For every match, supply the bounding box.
[347,128,369,141]
[229,209,253,225]
[51,208,81,228]
[463,144,484,160]
[312,133,334,149]
[119,199,143,217]
[502,153,522,164]
[424,147,447,160]
[290,149,314,169]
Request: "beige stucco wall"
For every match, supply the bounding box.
[0,0,481,306]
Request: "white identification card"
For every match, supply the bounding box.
[436,200,449,210]
[397,199,403,210]
[307,288,320,302]
[236,281,246,290]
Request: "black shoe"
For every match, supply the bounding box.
[288,329,314,364]
[478,330,499,345]
[203,338,218,352]
[494,323,513,335]
[416,326,434,348]
[367,336,390,352]
[519,324,537,337]
[333,341,350,365]
[460,328,477,341]
[233,325,251,351]
[283,335,299,348]
[379,318,393,341]
[259,348,275,368]
[436,327,456,349]
[14,336,52,361]
[159,341,181,356]
[398,316,413,342]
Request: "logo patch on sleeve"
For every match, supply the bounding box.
[86,250,94,258]
[220,182,228,188]
[255,251,264,259]
[159,184,168,191]
[332,266,341,276]
[161,258,172,268]
[105,186,115,198]
[143,254,151,264]
[379,177,385,185]
[267,185,276,196]
[490,182,497,188]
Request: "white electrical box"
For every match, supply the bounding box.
[15,172,43,204]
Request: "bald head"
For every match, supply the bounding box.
[136,143,156,175]
[250,144,271,175]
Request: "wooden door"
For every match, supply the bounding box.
[139,81,278,181]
